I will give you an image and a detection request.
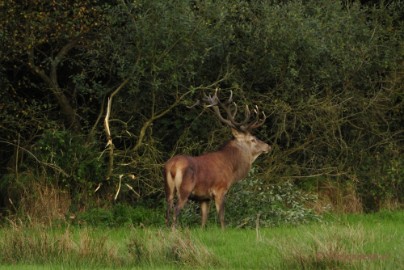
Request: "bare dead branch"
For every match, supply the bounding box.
[104,79,130,179]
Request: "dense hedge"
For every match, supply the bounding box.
[0,0,402,225]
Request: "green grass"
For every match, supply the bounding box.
[195,212,403,269]
[0,211,403,269]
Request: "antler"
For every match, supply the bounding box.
[203,89,266,132]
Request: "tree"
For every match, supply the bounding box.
[0,0,402,220]
[1,0,110,132]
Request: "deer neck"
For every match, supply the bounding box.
[221,141,252,182]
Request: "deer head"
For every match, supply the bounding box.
[203,89,270,161]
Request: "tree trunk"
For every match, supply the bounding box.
[28,41,81,132]
[53,90,81,132]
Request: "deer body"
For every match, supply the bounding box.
[165,121,270,228]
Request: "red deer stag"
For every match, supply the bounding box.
[164,90,271,228]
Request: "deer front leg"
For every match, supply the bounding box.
[214,194,226,229]
[200,201,210,228]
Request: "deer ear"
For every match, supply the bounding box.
[231,128,244,139]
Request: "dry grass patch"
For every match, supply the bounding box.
[277,224,389,269]
[0,225,125,267]
[127,228,220,268]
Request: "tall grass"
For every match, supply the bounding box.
[0,211,402,269]
[274,213,403,269]
[0,225,125,268]
[0,225,219,269]
[127,228,219,268]
[278,224,380,269]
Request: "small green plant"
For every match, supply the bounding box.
[76,208,114,227]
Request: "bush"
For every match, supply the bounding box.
[225,173,321,227]
[33,130,104,189]
[357,145,404,212]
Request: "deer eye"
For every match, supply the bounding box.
[251,138,257,143]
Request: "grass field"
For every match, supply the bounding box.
[0,211,403,269]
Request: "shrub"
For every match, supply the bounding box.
[33,130,104,196]
[225,173,321,227]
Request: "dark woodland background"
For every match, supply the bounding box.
[0,0,402,227]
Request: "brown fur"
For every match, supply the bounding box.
[164,128,270,229]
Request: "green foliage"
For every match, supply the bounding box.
[226,173,321,227]
[75,204,163,227]
[357,144,404,212]
[0,0,402,221]
[76,207,113,227]
[32,130,104,200]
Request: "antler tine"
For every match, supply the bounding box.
[232,105,251,131]
[200,89,266,132]
[219,96,252,131]
[203,88,219,108]
[186,100,200,109]
[226,90,233,104]
[230,102,238,119]
[218,90,237,118]
[211,105,237,129]
[245,105,267,130]
[202,89,238,129]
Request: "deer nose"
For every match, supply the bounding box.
[263,144,271,153]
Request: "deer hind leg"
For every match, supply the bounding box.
[173,168,194,227]
[164,170,175,226]
[201,201,210,228]
[173,196,189,227]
